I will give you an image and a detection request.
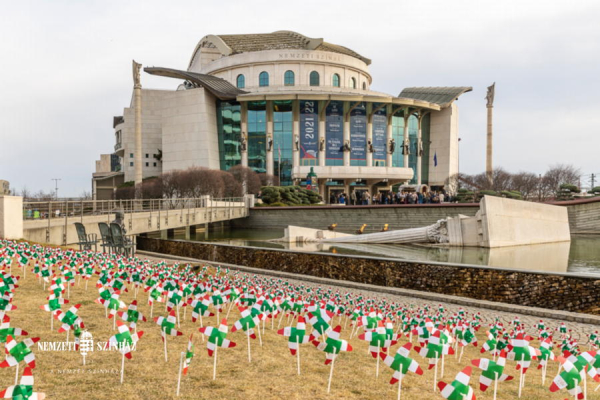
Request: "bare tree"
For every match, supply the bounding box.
[542,164,581,200]
[19,187,31,200]
[229,165,261,195]
[511,172,540,200]
[218,170,243,198]
[79,191,92,200]
[258,173,280,187]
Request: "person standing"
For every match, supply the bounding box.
[350,190,356,206]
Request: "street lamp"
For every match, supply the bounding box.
[51,178,61,200]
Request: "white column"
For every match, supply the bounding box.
[366,103,373,167]
[134,84,142,188]
[343,102,350,167]
[241,102,248,168]
[403,112,409,169]
[417,113,422,185]
[292,100,300,172]
[319,101,326,167]
[266,100,274,177]
[0,196,23,240]
[386,105,393,167]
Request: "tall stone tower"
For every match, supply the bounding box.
[485,83,495,185]
[132,60,143,195]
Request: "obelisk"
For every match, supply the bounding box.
[485,83,495,184]
[132,60,143,196]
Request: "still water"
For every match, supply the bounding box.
[166,229,600,276]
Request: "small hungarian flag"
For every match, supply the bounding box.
[438,366,475,400]
[55,304,84,333]
[311,325,352,364]
[183,334,194,376]
[471,349,513,391]
[105,320,144,359]
[154,310,183,339]
[187,295,214,322]
[198,319,236,357]
[231,306,261,339]
[549,356,584,399]
[277,315,309,355]
[379,342,423,384]
[117,300,147,329]
[0,367,43,399]
[40,294,69,313]
[0,335,40,368]
[0,315,28,343]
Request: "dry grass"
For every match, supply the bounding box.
[1,257,597,400]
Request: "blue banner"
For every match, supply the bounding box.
[350,103,366,162]
[372,107,387,161]
[325,101,343,160]
[300,100,318,160]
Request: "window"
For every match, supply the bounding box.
[236,74,245,89]
[259,71,269,87]
[362,82,367,90]
[284,70,295,86]
[309,71,320,86]
[130,153,133,158]
[153,162,157,167]
[351,77,357,89]
[129,162,133,167]
[145,162,149,167]
[145,153,149,158]
[332,73,340,87]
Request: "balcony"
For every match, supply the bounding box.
[114,141,124,156]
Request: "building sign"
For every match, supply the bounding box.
[350,103,367,163]
[300,100,318,160]
[372,107,387,161]
[325,101,343,160]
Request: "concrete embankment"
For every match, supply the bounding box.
[136,237,600,316]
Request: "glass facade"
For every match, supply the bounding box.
[284,70,295,86]
[273,101,293,185]
[216,101,242,171]
[407,115,418,184]
[247,101,266,173]
[259,72,269,87]
[391,114,405,168]
[310,71,320,86]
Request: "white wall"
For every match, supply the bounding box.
[428,103,459,186]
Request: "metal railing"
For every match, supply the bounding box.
[22,197,246,221]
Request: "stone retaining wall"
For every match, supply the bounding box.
[137,237,600,315]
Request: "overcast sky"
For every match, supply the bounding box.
[1,0,599,196]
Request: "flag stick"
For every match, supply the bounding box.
[296,336,301,375]
[150,303,154,319]
[327,348,337,394]
[85,280,88,291]
[458,346,464,362]
[278,313,284,329]
[176,305,181,328]
[397,373,403,400]
[183,304,186,321]
[247,327,251,363]
[271,315,274,330]
[257,322,263,347]
[376,344,380,377]
[583,371,587,400]
[50,313,53,331]
[433,352,439,392]
[15,362,19,385]
[164,331,168,362]
[542,360,547,385]
[441,352,445,378]
[518,369,523,398]
[120,351,125,384]
[226,301,233,319]
[493,371,498,400]
[594,383,600,391]
[213,344,218,380]
[176,351,183,396]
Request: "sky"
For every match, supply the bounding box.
[1,0,599,196]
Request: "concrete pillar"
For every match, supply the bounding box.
[185,225,191,240]
[160,229,168,240]
[133,62,143,191]
[241,102,248,168]
[318,101,326,167]
[292,100,300,172]
[403,112,409,169]
[0,196,23,240]
[417,114,423,185]
[266,100,274,177]
[366,103,373,167]
[386,105,393,167]
[486,105,493,184]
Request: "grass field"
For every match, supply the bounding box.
[1,255,598,400]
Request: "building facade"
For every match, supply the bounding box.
[92,31,471,200]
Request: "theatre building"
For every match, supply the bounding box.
[92,31,471,201]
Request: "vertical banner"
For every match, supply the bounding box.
[350,103,367,163]
[325,101,343,160]
[372,107,387,161]
[300,100,318,161]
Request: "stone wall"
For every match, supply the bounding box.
[232,203,480,233]
[137,237,600,315]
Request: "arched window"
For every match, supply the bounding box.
[350,77,357,89]
[362,82,367,90]
[259,71,269,87]
[284,70,295,86]
[332,73,340,87]
[236,74,245,89]
[309,71,320,86]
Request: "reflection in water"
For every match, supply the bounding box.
[164,229,599,276]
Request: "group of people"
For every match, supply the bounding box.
[329,189,452,205]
